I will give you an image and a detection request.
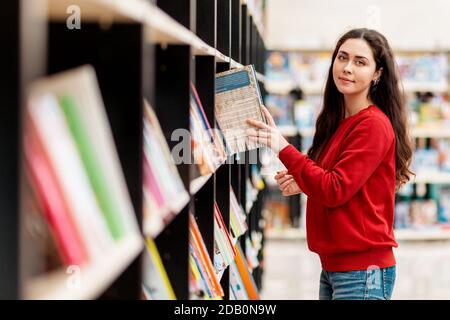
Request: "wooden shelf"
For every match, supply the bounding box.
[265,227,306,240]
[403,82,448,93]
[230,58,243,69]
[299,127,315,137]
[241,0,265,39]
[265,227,450,241]
[264,80,295,95]
[265,80,322,95]
[48,0,148,23]
[171,192,190,215]
[24,234,143,300]
[411,126,450,138]
[413,171,450,184]
[394,229,450,241]
[48,0,229,63]
[229,59,265,83]
[281,126,450,139]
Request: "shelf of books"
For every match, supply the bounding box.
[265,226,450,241]
[3,0,268,300]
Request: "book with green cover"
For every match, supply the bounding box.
[59,94,126,240]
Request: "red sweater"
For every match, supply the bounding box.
[278,105,398,272]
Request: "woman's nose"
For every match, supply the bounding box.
[343,61,353,74]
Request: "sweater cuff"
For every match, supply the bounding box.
[278,144,307,170]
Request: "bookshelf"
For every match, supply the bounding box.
[2,0,267,300]
[265,227,450,241]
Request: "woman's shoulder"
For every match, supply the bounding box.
[355,105,395,139]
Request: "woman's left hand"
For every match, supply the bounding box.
[246,106,290,154]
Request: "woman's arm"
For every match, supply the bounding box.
[278,117,394,207]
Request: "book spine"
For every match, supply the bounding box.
[23,125,89,265]
[248,64,267,124]
[145,237,177,300]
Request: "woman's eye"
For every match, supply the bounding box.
[356,60,365,66]
[338,55,346,61]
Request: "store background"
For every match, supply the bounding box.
[260,0,450,299]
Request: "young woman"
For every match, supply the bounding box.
[246,28,413,300]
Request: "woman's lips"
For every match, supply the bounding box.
[339,77,355,84]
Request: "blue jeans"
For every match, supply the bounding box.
[319,266,396,300]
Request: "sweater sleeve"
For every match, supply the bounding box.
[278,117,393,208]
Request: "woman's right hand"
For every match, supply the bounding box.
[275,170,302,196]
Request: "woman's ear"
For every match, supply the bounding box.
[373,67,384,81]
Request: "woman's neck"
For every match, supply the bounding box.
[343,93,373,118]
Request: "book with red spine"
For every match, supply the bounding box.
[23,114,89,266]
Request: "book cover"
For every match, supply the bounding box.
[215,64,267,154]
[27,94,114,259]
[59,94,127,240]
[189,214,224,298]
[28,65,139,240]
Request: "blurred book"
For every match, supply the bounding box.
[142,237,176,300]
[143,99,189,238]
[229,261,249,300]
[234,242,259,300]
[190,83,226,177]
[213,202,236,277]
[23,65,141,275]
[189,213,224,300]
[230,186,248,244]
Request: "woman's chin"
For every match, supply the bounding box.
[336,87,354,95]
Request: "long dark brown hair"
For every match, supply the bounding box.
[307,28,414,188]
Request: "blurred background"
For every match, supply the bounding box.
[259,0,450,300]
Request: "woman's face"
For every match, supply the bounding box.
[332,38,382,96]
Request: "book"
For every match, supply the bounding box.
[142,237,176,300]
[59,94,127,240]
[215,64,267,154]
[143,99,189,237]
[229,261,249,300]
[23,119,88,266]
[190,83,226,176]
[213,202,236,275]
[21,167,65,277]
[234,241,260,300]
[24,65,141,261]
[189,213,224,299]
[230,186,248,244]
[26,93,114,259]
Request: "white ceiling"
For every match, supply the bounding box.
[265,0,450,51]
